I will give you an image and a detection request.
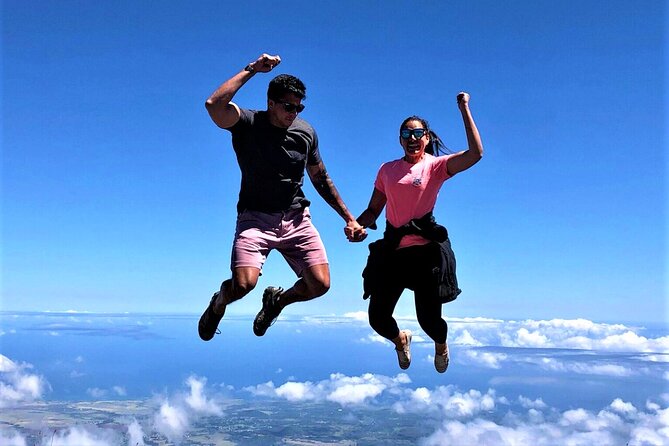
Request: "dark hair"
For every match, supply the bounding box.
[400,115,451,155]
[267,74,306,101]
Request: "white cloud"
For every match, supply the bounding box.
[150,375,225,442]
[449,317,505,324]
[246,372,411,407]
[393,386,501,419]
[327,381,384,405]
[521,328,552,347]
[535,358,635,377]
[126,419,145,446]
[86,386,128,398]
[153,400,189,443]
[360,333,387,344]
[0,429,27,446]
[610,398,637,415]
[411,387,432,405]
[0,355,49,408]
[276,381,317,402]
[245,381,279,398]
[86,388,106,398]
[343,311,368,322]
[412,334,428,344]
[0,356,16,373]
[518,396,547,410]
[641,354,669,363]
[184,376,222,415]
[453,329,483,346]
[462,350,508,369]
[445,318,669,354]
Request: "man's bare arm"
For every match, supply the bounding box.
[205,53,281,129]
[307,162,366,241]
[307,162,355,221]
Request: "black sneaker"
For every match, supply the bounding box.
[253,286,284,336]
[198,292,225,341]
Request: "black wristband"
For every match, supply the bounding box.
[244,64,255,73]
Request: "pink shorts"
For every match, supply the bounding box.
[231,207,328,276]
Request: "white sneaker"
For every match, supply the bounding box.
[435,341,449,373]
[395,330,412,370]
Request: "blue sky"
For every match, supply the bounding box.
[2,1,665,324]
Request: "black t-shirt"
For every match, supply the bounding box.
[227,109,322,213]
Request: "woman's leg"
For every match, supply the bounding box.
[368,284,405,343]
[415,285,450,372]
[414,289,448,345]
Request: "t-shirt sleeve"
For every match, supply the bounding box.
[373,164,386,194]
[307,127,322,165]
[432,154,456,182]
[226,108,253,133]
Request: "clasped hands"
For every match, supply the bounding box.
[344,220,367,243]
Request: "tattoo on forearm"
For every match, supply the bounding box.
[313,168,349,219]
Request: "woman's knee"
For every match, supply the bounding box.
[368,300,396,336]
[417,315,447,342]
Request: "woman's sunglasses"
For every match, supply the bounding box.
[400,128,427,139]
[278,102,305,113]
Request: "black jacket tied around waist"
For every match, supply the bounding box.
[362,212,462,303]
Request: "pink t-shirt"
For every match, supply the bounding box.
[374,153,454,248]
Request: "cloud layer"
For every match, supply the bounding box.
[4,365,667,446]
[351,316,669,354]
[1,315,667,445]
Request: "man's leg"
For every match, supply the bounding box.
[213,267,261,312]
[199,267,260,341]
[252,264,330,336]
[253,207,330,336]
[277,263,330,307]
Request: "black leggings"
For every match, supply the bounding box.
[367,244,448,344]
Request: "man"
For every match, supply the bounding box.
[199,53,365,340]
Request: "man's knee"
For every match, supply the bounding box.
[233,278,256,296]
[302,265,330,298]
[228,268,260,300]
[306,276,330,298]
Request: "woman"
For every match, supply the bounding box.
[354,92,483,373]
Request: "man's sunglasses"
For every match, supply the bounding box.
[277,102,305,113]
[400,128,428,139]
